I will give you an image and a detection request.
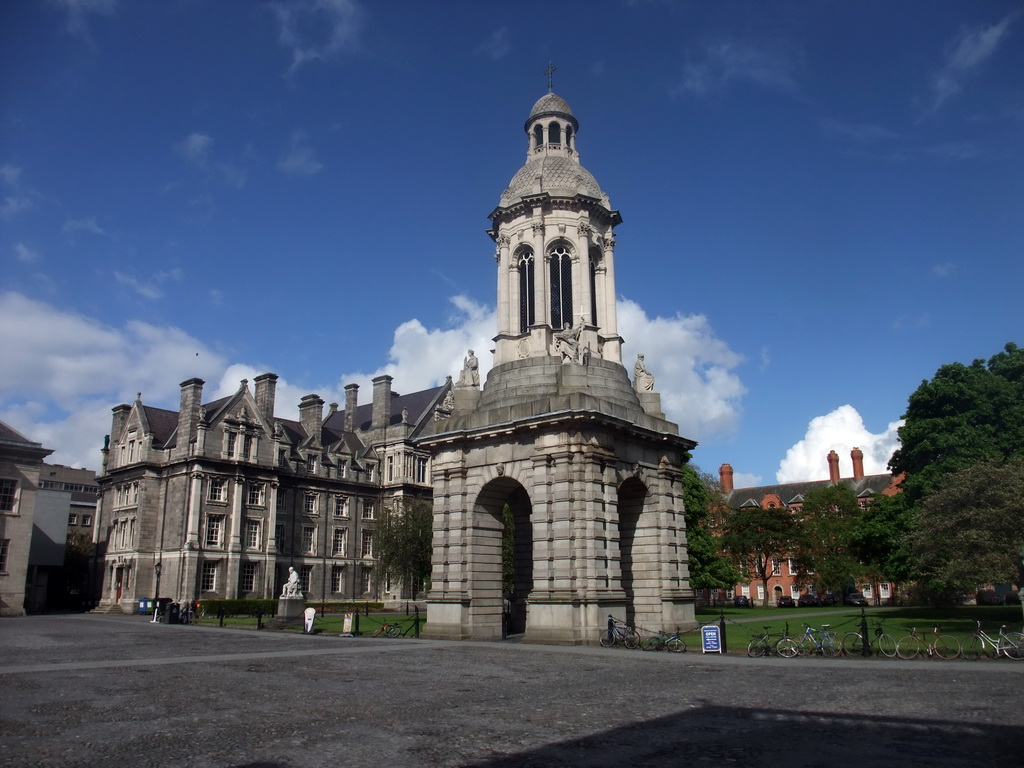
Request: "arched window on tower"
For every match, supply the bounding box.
[548,122,561,146]
[517,248,535,333]
[533,125,544,151]
[589,246,600,327]
[549,243,573,330]
[565,126,574,152]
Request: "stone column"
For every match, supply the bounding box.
[185,472,203,549]
[531,221,547,327]
[496,234,511,337]
[226,475,244,598]
[576,222,593,326]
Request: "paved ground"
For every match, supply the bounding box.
[0,614,1021,767]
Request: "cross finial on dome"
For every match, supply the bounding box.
[545,61,557,93]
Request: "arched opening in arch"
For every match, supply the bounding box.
[617,476,648,627]
[533,124,544,150]
[517,247,535,333]
[565,125,573,150]
[475,478,533,638]
[548,242,573,330]
[547,121,561,145]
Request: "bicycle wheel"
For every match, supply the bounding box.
[666,637,686,653]
[776,638,799,658]
[960,635,984,660]
[842,632,864,656]
[796,638,816,656]
[896,636,922,660]
[877,633,898,658]
[642,636,663,651]
[623,629,641,650]
[822,635,842,658]
[386,624,403,638]
[747,638,767,657]
[599,629,616,648]
[999,632,1024,660]
[932,634,960,660]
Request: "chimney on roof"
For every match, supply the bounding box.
[344,384,359,432]
[298,394,324,447]
[719,463,734,495]
[851,447,865,482]
[175,378,205,459]
[110,404,131,445]
[372,375,393,429]
[827,450,841,484]
[254,373,278,422]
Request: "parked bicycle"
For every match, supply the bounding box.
[842,621,897,657]
[795,623,841,657]
[600,616,640,649]
[896,625,960,660]
[960,621,1024,660]
[747,623,796,658]
[385,618,419,638]
[641,630,686,653]
[371,618,398,638]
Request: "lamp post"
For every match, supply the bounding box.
[150,560,162,623]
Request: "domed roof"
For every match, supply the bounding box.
[529,92,574,119]
[499,155,608,208]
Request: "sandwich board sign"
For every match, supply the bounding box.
[701,624,723,654]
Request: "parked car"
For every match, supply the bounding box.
[777,595,795,608]
[733,595,750,608]
[818,592,839,606]
[797,593,819,607]
[843,591,868,606]
[1005,591,1021,605]
[975,590,1002,605]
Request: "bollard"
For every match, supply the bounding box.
[218,607,225,628]
[414,606,420,639]
[860,606,871,657]
[354,612,361,636]
[719,611,728,653]
[256,612,263,631]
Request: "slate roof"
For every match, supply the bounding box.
[141,406,179,449]
[725,474,899,508]
[345,385,446,432]
[499,156,607,208]
[0,420,40,446]
[529,92,574,120]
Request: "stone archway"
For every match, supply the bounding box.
[473,478,533,639]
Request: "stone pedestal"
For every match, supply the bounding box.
[276,597,305,621]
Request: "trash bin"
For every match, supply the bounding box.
[167,602,180,625]
[139,598,153,615]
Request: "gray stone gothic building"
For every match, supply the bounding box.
[93,374,447,611]
[419,90,698,644]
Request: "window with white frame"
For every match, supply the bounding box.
[787,557,798,575]
[756,584,765,601]
[129,518,136,546]
[201,561,217,592]
[247,483,265,507]
[205,515,224,547]
[332,528,347,556]
[861,583,873,599]
[81,514,92,527]
[68,513,78,526]
[791,585,800,599]
[0,479,16,513]
[302,526,315,554]
[361,530,373,558]
[333,496,348,517]
[741,585,750,597]
[771,556,781,576]
[275,523,284,551]
[359,567,372,594]
[240,562,258,593]
[243,433,255,461]
[208,478,227,502]
[880,582,891,599]
[361,500,374,520]
[386,455,394,482]
[331,565,345,593]
[415,456,428,484]
[303,493,317,515]
[307,455,317,475]
[300,565,313,592]
[226,432,237,458]
[245,519,261,549]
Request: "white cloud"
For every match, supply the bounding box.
[0,195,33,220]
[0,291,226,467]
[931,261,954,278]
[0,164,22,186]
[113,268,183,300]
[923,15,1015,115]
[278,131,323,177]
[677,40,802,98]
[270,0,362,74]
[477,28,511,60]
[15,243,40,263]
[617,298,745,441]
[48,0,116,38]
[176,132,213,169]
[776,404,902,484]
[62,217,106,236]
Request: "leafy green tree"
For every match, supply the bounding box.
[793,484,865,596]
[890,342,1024,504]
[681,462,741,591]
[720,505,798,606]
[374,497,433,598]
[911,459,1024,596]
[849,492,913,583]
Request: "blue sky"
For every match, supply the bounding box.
[2,1,1021,487]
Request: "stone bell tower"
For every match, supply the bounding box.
[419,83,697,645]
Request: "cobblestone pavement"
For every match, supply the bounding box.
[0,614,1021,767]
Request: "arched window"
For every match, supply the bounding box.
[589,247,600,326]
[517,248,535,333]
[547,122,561,145]
[565,125,573,151]
[549,243,573,330]
[533,125,544,150]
